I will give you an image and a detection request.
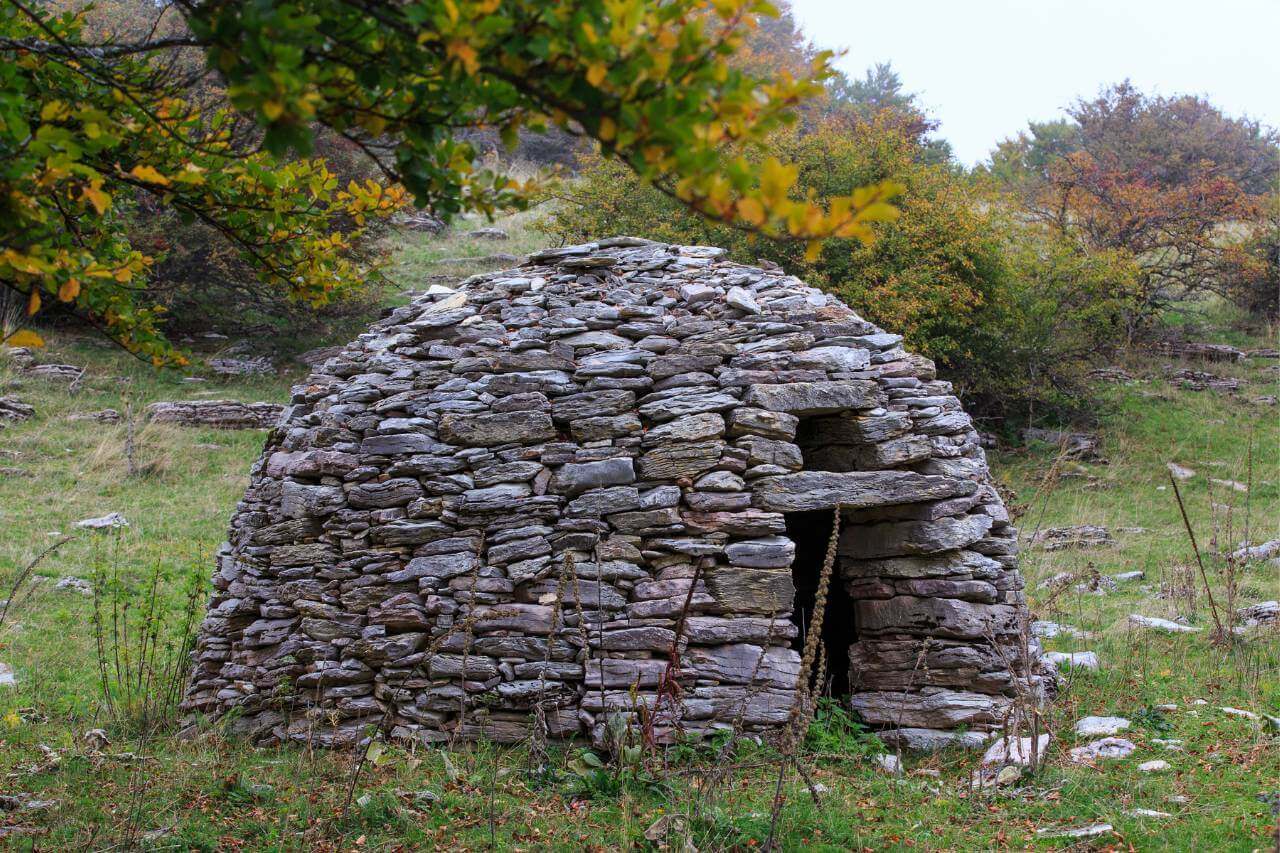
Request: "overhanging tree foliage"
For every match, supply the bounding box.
[1,0,900,362]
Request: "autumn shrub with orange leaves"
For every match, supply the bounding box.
[543,116,1141,422]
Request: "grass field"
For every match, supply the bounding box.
[0,235,1276,849]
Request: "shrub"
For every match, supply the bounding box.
[542,119,1140,422]
[1217,197,1279,322]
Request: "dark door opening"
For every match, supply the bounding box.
[785,509,857,698]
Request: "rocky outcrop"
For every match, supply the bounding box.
[146,400,283,429]
[182,238,1039,749]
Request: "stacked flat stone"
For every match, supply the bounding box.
[182,238,1042,749]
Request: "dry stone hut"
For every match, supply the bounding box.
[183,238,1045,751]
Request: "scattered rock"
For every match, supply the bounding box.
[1069,737,1136,762]
[68,409,122,423]
[1247,348,1280,359]
[23,362,83,382]
[873,753,902,774]
[1155,341,1245,362]
[55,576,93,596]
[0,397,34,423]
[1138,760,1170,772]
[1126,808,1172,819]
[1166,462,1196,481]
[1029,525,1116,551]
[981,733,1051,766]
[1209,477,1248,493]
[1021,427,1105,462]
[1074,716,1130,736]
[1088,367,1134,383]
[1112,570,1144,582]
[83,728,110,749]
[469,227,508,240]
[1036,823,1112,840]
[1152,738,1183,751]
[1236,601,1278,626]
[1031,621,1092,640]
[1129,614,1200,633]
[1230,540,1280,563]
[75,512,128,530]
[397,211,445,233]
[1219,706,1259,721]
[1250,395,1278,406]
[0,662,15,687]
[146,400,284,429]
[1166,368,1240,393]
[209,356,273,376]
[1041,651,1099,671]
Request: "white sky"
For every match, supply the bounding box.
[787,0,1280,165]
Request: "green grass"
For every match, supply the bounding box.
[0,270,1277,849]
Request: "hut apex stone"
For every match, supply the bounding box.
[182,239,1042,749]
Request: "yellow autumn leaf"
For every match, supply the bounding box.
[58,277,81,302]
[129,165,170,185]
[447,40,479,74]
[27,289,41,316]
[82,181,111,215]
[6,329,45,348]
[598,116,617,142]
[262,100,285,121]
[2,710,20,728]
[586,62,607,87]
[736,196,765,226]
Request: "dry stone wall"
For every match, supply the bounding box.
[183,238,1043,749]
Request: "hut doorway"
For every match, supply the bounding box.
[785,508,857,698]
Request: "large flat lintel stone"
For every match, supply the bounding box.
[742,380,879,415]
[752,471,976,513]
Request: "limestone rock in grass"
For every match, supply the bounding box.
[1155,341,1244,362]
[1031,620,1092,640]
[1138,759,1170,772]
[1073,715,1130,736]
[68,409,122,423]
[209,356,273,376]
[1028,525,1116,551]
[878,727,990,751]
[0,397,34,423]
[1236,600,1278,626]
[55,576,93,596]
[1166,462,1196,480]
[1129,614,1200,633]
[873,754,902,774]
[753,470,975,513]
[1126,808,1172,819]
[0,662,14,687]
[1041,651,1099,671]
[981,733,1051,766]
[1021,427,1105,462]
[1218,706,1260,721]
[75,512,128,530]
[146,400,283,429]
[1036,824,1113,840]
[1112,570,1144,582]
[469,227,508,240]
[1068,737,1135,762]
[1229,540,1280,563]
[23,362,82,382]
[1167,367,1240,392]
[178,239,1035,747]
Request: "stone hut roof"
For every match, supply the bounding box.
[184,238,1044,751]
